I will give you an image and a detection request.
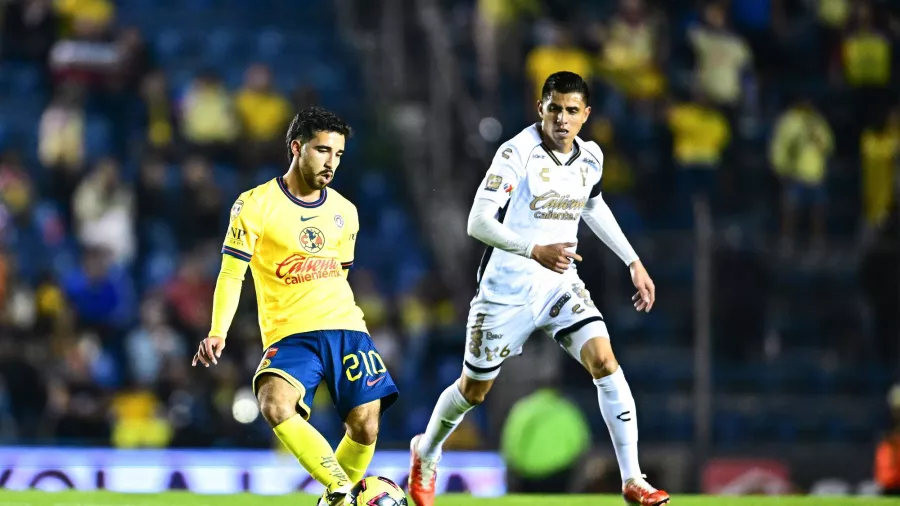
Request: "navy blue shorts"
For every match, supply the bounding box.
[252,330,399,420]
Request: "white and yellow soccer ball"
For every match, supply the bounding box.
[346,476,408,506]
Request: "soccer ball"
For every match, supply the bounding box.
[346,476,408,506]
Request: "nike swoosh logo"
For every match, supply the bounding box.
[366,376,386,387]
[300,216,317,222]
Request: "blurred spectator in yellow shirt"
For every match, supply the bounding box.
[840,3,891,89]
[35,276,68,334]
[770,97,834,255]
[235,64,292,167]
[39,84,84,173]
[54,0,114,35]
[525,22,593,104]
[666,90,730,228]
[817,0,850,30]
[140,71,177,158]
[837,2,893,150]
[860,109,900,234]
[474,0,540,104]
[0,151,33,219]
[688,2,752,111]
[181,71,239,161]
[111,388,173,448]
[591,118,634,196]
[591,0,666,101]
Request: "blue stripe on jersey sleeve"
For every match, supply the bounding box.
[222,246,252,262]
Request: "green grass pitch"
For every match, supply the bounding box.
[0,491,895,506]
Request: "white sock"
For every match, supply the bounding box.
[594,366,641,483]
[417,381,474,459]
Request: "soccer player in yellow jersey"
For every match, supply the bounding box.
[191,107,399,506]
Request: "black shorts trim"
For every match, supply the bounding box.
[464,360,502,374]
[554,316,604,342]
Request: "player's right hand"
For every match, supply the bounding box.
[192,336,226,367]
[530,242,582,274]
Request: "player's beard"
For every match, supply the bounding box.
[300,162,330,190]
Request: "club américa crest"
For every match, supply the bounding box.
[299,227,325,253]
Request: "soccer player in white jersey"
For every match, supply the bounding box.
[408,72,670,506]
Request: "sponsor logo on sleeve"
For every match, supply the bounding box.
[485,174,503,192]
[230,200,243,222]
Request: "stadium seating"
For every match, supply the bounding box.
[0,0,893,451]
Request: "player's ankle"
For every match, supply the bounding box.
[327,482,351,495]
[416,439,438,460]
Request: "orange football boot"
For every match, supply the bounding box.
[623,475,670,506]
[408,434,439,506]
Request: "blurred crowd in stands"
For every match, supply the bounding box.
[0,0,443,449]
[474,0,899,248]
[0,0,898,463]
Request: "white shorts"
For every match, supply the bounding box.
[463,278,609,380]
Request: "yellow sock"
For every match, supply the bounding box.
[273,415,350,491]
[334,434,376,483]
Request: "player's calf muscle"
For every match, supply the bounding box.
[459,375,494,405]
[256,374,302,426]
[344,400,381,444]
[345,419,378,445]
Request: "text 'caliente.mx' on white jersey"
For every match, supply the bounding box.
[474,123,604,304]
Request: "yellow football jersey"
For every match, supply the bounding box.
[222,177,367,349]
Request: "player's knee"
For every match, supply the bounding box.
[256,377,300,427]
[346,416,379,445]
[258,396,298,427]
[586,353,619,379]
[580,337,619,379]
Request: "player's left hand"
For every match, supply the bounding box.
[192,336,226,367]
[629,260,655,313]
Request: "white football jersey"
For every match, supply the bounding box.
[474,124,604,304]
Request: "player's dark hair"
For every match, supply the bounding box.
[541,71,590,104]
[285,106,353,161]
